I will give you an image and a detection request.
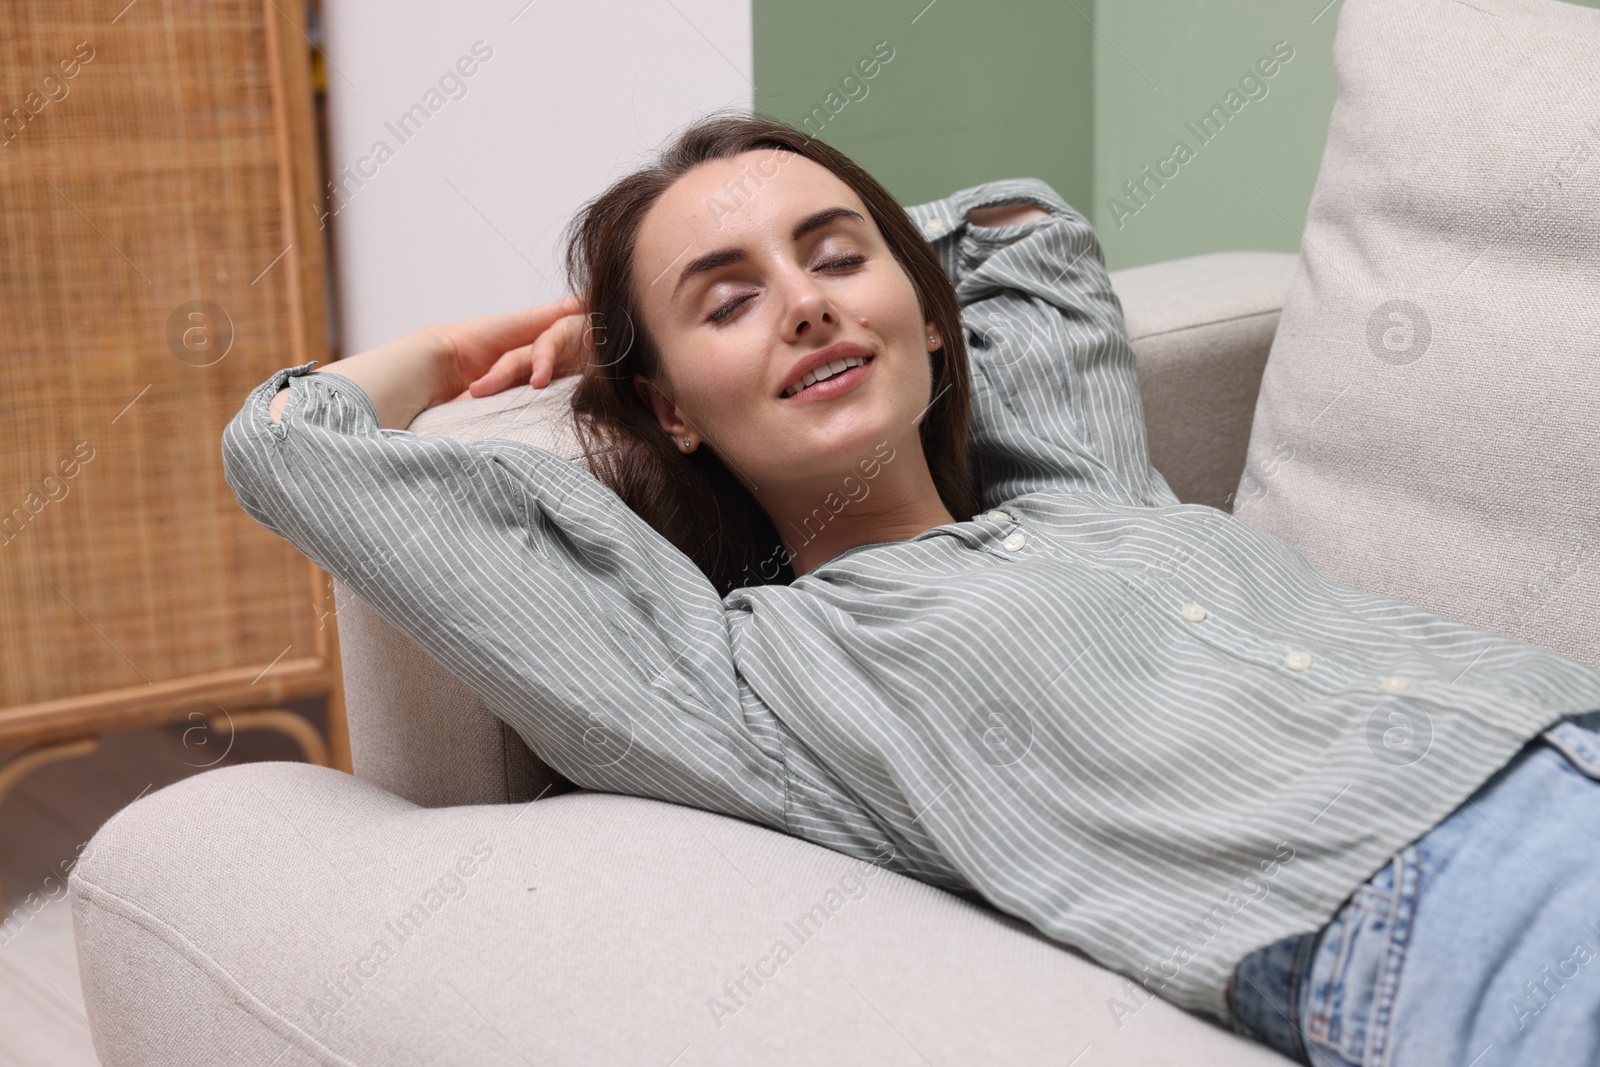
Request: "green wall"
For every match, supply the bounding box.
[754,0,1600,272]
[752,0,1095,225]
[1089,6,1337,270]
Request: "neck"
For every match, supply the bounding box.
[755,439,957,579]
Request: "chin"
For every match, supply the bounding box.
[809,415,903,470]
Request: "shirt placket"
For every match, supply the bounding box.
[983,510,1395,699]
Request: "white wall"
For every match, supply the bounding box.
[320,0,753,353]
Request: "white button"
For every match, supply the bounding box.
[1380,675,1410,692]
[921,217,946,239]
[1283,650,1313,671]
[1179,602,1208,623]
[983,509,1010,523]
[1002,532,1027,552]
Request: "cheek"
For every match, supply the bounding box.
[844,268,926,342]
[888,282,930,349]
[662,336,767,422]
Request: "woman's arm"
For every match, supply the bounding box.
[907,178,1180,510]
[268,329,444,429]
[267,296,588,429]
[229,358,788,828]
[965,202,1049,229]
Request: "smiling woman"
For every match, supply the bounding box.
[232,110,1600,1061]
[559,114,986,589]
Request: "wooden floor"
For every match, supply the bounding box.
[0,893,98,1066]
[0,700,325,1066]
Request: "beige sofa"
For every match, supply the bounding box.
[67,251,1305,1066]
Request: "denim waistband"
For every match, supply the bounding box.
[1228,708,1600,1066]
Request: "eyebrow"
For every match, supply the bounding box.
[670,206,867,298]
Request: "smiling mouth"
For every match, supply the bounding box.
[781,355,874,399]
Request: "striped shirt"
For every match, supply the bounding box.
[221,178,1600,1018]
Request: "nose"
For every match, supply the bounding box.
[776,265,838,341]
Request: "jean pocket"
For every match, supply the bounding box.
[1541,713,1600,782]
[1302,847,1420,1067]
[1228,930,1319,1062]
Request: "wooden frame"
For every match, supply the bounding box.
[0,0,352,908]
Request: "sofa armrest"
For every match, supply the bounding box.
[1109,251,1299,512]
[335,577,566,808]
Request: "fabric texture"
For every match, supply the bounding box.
[329,377,592,808]
[1228,710,1600,1067]
[220,176,1600,1018]
[1233,0,1600,674]
[70,761,1294,1066]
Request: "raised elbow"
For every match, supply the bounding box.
[219,411,280,531]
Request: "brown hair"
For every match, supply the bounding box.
[563,111,980,597]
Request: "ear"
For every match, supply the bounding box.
[633,373,694,441]
[924,320,943,351]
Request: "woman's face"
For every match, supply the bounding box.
[630,149,941,500]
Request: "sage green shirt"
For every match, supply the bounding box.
[222,177,1600,1018]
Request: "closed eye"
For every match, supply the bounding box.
[705,256,869,324]
[819,255,866,271]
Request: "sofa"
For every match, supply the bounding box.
[65,249,1303,1067]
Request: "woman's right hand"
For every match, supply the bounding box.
[426,294,591,402]
[269,295,593,430]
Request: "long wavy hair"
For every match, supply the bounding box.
[563,112,980,597]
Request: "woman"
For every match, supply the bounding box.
[225,113,1600,1065]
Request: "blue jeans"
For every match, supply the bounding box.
[1228,710,1600,1067]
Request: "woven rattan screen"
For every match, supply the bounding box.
[0,0,340,747]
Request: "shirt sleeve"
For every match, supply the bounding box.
[221,360,789,831]
[904,178,1180,510]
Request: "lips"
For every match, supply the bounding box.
[778,341,875,399]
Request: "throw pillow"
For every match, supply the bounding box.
[1234,0,1600,671]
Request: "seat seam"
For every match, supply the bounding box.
[498,718,516,803]
[1128,307,1282,343]
[69,872,363,1067]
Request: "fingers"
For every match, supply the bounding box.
[467,342,535,397]
[455,295,585,357]
[539,313,590,380]
[517,314,571,387]
[462,307,594,398]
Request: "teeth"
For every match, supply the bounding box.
[784,355,868,397]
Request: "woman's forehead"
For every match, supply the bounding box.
[634,152,870,293]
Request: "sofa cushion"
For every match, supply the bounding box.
[1234,0,1600,671]
[408,373,589,459]
[71,762,1293,1065]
